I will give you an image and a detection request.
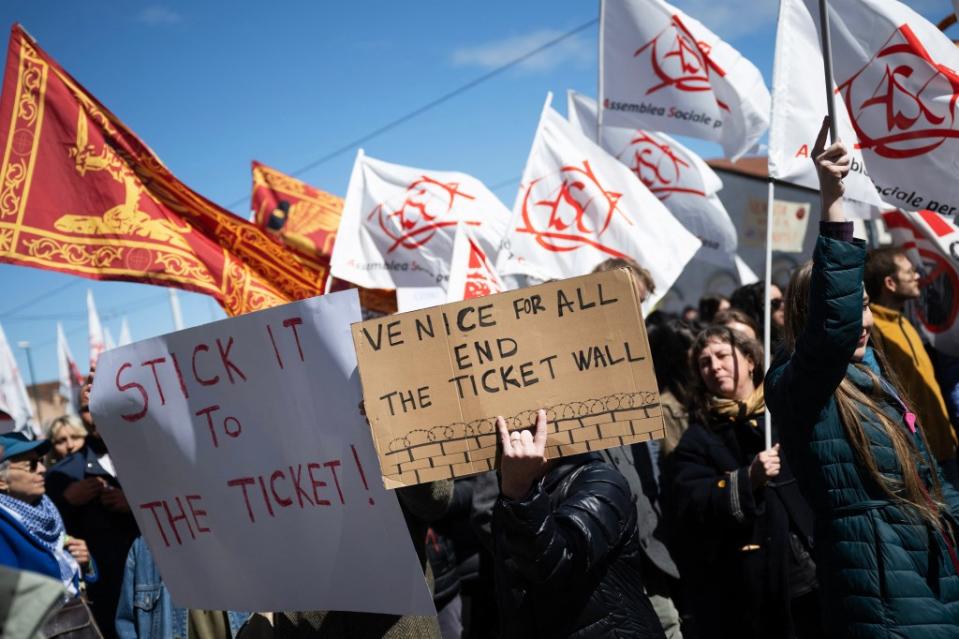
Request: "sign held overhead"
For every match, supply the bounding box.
[353,269,665,489]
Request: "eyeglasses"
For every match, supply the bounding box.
[8,458,41,472]
[770,298,784,311]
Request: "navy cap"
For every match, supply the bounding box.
[0,432,50,462]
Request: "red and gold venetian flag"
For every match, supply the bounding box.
[0,25,328,316]
[251,160,342,259]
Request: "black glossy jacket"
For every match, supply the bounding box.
[491,453,665,638]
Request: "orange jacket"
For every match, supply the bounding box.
[870,304,957,462]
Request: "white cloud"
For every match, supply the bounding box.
[672,0,778,41]
[136,6,183,26]
[452,29,593,73]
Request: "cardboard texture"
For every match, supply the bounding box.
[352,269,664,488]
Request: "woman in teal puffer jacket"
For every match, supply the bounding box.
[766,118,959,638]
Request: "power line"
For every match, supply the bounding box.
[17,294,169,352]
[0,279,82,318]
[223,19,597,211]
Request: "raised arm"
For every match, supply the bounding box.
[766,117,865,427]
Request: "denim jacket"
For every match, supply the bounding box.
[116,537,247,639]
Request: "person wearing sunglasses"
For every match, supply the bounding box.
[0,432,92,597]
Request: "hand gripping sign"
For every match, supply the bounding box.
[353,269,665,489]
[90,290,434,615]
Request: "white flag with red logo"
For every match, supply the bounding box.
[882,209,959,356]
[330,151,512,289]
[0,323,38,437]
[768,0,882,210]
[805,0,959,216]
[599,0,770,159]
[58,322,83,416]
[447,223,505,302]
[496,99,701,310]
[118,317,132,346]
[87,289,106,367]
[568,90,738,264]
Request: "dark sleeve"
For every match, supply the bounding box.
[468,471,499,552]
[665,431,757,529]
[44,470,79,522]
[766,232,866,428]
[492,462,633,586]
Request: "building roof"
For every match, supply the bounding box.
[706,156,769,179]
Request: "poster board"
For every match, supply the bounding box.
[89,290,434,615]
[353,269,664,488]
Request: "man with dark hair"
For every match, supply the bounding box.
[864,246,959,483]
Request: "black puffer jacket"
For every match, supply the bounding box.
[491,453,665,638]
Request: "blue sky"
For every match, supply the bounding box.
[0,0,950,384]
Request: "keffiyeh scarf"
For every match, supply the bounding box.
[0,493,79,592]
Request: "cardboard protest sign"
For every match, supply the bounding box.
[89,291,434,615]
[353,269,664,489]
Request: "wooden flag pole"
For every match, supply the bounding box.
[818,0,839,142]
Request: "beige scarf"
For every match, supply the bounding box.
[708,385,765,429]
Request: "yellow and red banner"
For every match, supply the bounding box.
[251,160,342,259]
[0,25,328,316]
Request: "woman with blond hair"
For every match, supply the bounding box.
[47,415,87,463]
[766,118,959,636]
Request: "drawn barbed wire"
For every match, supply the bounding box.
[385,391,658,453]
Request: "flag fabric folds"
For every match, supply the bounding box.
[599,0,770,159]
[803,0,959,216]
[0,322,38,437]
[496,98,701,310]
[251,160,343,259]
[446,223,505,302]
[882,209,959,357]
[0,25,329,317]
[57,322,83,416]
[331,150,511,289]
[567,90,738,265]
[118,317,132,346]
[768,0,882,209]
[86,289,106,367]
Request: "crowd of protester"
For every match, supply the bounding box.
[4,118,959,637]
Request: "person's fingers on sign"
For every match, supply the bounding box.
[497,409,550,501]
[812,116,851,199]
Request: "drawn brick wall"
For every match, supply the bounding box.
[381,392,664,486]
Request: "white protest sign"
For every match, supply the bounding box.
[90,290,435,615]
[396,287,447,312]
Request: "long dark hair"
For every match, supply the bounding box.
[687,325,764,426]
[784,261,945,528]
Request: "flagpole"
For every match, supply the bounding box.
[818,0,839,141]
[597,0,606,142]
[764,179,774,450]
[169,289,184,331]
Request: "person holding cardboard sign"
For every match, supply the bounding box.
[491,409,665,638]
